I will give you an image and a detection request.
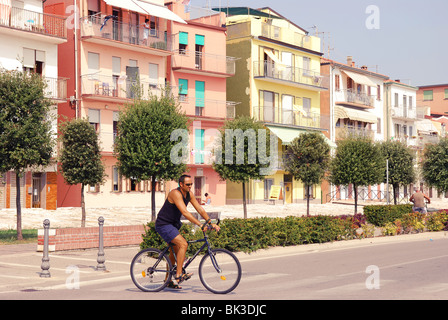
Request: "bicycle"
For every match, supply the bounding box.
[130,220,242,294]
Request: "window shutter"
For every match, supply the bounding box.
[179,32,188,45]
[195,81,205,107]
[178,78,188,95]
[195,34,205,46]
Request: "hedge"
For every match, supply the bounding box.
[140,215,361,254]
[364,204,413,227]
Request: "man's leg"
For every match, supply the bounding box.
[170,234,188,279]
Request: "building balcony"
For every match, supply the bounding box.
[391,105,417,120]
[335,89,374,109]
[253,105,323,129]
[417,133,439,148]
[44,77,67,102]
[80,73,163,102]
[253,60,328,91]
[80,15,172,56]
[178,97,236,120]
[171,50,237,77]
[227,20,321,53]
[335,125,375,140]
[0,6,66,42]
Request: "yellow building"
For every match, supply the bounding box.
[223,7,329,204]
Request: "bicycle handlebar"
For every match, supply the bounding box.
[201,218,220,232]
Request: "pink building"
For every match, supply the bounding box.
[43,0,234,208]
[166,2,237,205]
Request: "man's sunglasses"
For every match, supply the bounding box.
[184,183,193,186]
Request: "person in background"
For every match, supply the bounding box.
[202,193,211,205]
[409,188,430,214]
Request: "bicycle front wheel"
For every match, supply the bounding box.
[130,248,172,292]
[199,248,242,294]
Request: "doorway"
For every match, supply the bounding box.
[32,173,43,208]
[284,174,292,204]
[194,176,203,203]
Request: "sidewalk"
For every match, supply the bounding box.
[1,229,447,296]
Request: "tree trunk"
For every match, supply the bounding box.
[393,183,398,205]
[354,184,358,214]
[151,176,156,222]
[306,184,310,217]
[16,171,23,241]
[242,182,247,219]
[81,183,86,227]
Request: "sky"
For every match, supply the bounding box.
[195,0,448,87]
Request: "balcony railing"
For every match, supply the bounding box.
[253,60,327,89]
[81,74,163,101]
[335,89,374,108]
[335,125,375,140]
[253,105,323,129]
[0,6,66,38]
[44,77,67,101]
[178,96,236,119]
[391,105,417,119]
[80,15,172,51]
[172,50,236,76]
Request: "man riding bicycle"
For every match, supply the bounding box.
[409,188,430,214]
[155,174,220,289]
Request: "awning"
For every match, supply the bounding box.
[212,7,282,19]
[133,0,187,24]
[341,70,378,87]
[266,125,336,148]
[417,119,439,134]
[104,0,186,24]
[263,49,283,66]
[335,106,377,124]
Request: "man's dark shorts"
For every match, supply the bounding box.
[155,222,182,243]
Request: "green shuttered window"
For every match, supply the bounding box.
[195,129,205,164]
[179,32,188,45]
[178,78,188,95]
[195,34,205,46]
[195,80,205,107]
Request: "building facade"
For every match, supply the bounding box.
[0,0,67,209]
[225,7,329,204]
[320,56,389,202]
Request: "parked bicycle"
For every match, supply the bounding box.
[130,220,242,294]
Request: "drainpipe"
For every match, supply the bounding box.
[74,0,79,118]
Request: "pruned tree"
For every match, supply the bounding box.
[329,135,384,214]
[114,89,189,221]
[213,116,274,219]
[284,131,331,216]
[59,118,106,227]
[421,137,448,193]
[0,69,55,240]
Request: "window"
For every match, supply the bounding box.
[302,57,310,73]
[394,93,399,108]
[195,81,205,116]
[178,78,188,101]
[445,89,448,99]
[377,85,381,100]
[88,52,99,75]
[112,166,122,192]
[88,184,99,193]
[403,95,407,109]
[149,63,158,88]
[195,129,205,164]
[302,97,311,115]
[179,31,188,54]
[282,95,293,125]
[195,35,205,70]
[423,90,433,101]
[112,56,120,96]
[377,118,381,134]
[113,111,119,143]
[150,16,158,36]
[264,179,274,199]
[88,109,100,132]
[23,48,45,75]
[335,74,340,91]
[409,125,414,137]
[409,96,413,109]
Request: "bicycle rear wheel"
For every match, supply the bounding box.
[130,248,172,292]
[198,248,242,294]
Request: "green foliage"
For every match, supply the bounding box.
[364,204,413,227]
[425,210,448,232]
[59,118,106,186]
[329,136,384,213]
[140,215,362,254]
[114,90,189,183]
[0,69,54,173]
[421,138,448,192]
[213,116,272,183]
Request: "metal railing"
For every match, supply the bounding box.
[326,188,411,204]
[391,105,417,119]
[178,96,236,119]
[172,50,236,75]
[253,105,323,129]
[335,89,374,107]
[253,60,326,88]
[44,77,67,100]
[335,125,375,140]
[0,6,66,38]
[80,15,172,51]
[80,74,162,100]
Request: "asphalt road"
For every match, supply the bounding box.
[1,232,448,303]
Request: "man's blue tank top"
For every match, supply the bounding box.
[155,187,190,228]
